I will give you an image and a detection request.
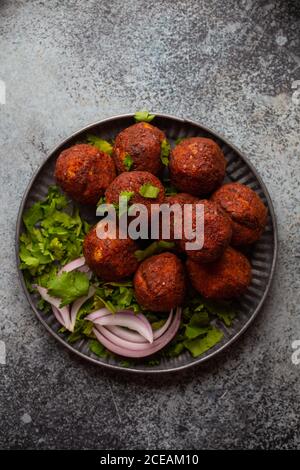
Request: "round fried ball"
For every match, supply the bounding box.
[157,193,199,242]
[211,183,268,245]
[113,122,165,175]
[55,144,116,205]
[169,137,226,196]
[83,222,139,281]
[186,247,252,299]
[133,252,186,312]
[105,171,165,213]
[178,200,232,262]
[166,192,199,206]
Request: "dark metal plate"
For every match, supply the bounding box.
[16,113,278,373]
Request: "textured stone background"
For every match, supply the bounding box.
[0,0,300,450]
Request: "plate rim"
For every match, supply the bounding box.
[15,112,278,374]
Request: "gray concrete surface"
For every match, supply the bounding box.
[0,0,300,450]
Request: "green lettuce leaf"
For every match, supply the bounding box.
[185,312,210,339]
[184,327,224,357]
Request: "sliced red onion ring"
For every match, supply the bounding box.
[92,307,181,358]
[34,285,72,331]
[106,310,173,343]
[52,306,65,326]
[86,309,112,322]
[153,309,173,340]
[69,286,96,332]
[91,311,153,343]
[106,326,147,343]
[58,257,86,275]
[96,326,153,351]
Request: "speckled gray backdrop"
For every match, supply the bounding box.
[0,0,299,450]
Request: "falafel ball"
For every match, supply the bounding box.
[55,144,116,205]
[133,252,186,312]
[166,192,199,206]
[113,122,165,175]
[105,171,165,214]
[169,137,226,196]
[211,182,268,245]
[158,192,199,242]
[178,200,232,262]
[83,222,139,281]
[186,247,252,300]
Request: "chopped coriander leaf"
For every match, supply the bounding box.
[116,191,135,216]
[47,271,90,307]
[104,281,133,287]
[37,297,51,314]
[165,341,185,358]
[134,240,175,262]
[89,340,109,358]
[184,327,224,357]
[123,153,133,171]
[216,310,236,327]
[151,319,166,331]
[19,186,90,283]
[134,110,155,123]
[120,191,134,202]
[160,138,171,166]
[23,203,43,232]
[139,183,160,198]
[87,134,113,155]
[94,293,116,313]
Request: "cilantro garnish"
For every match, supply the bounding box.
[123,153,133,171]
[87,134,113,155]
[139,183,160,198]
[134,110,155,123]
[160,138,171,166]
[19,186,90,287]
[47,271,90,307]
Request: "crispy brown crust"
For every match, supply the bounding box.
[169,137,226,196]
[55,144,116,205]
[178,200,232,262]
[113,122,165,175]
[105,171,165,211]
[133,252,186,312]
[156,193,199,243]
[165,193,199,205]
[186,247,252,299]
[211,183,268,245]
[83,224,139,281]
